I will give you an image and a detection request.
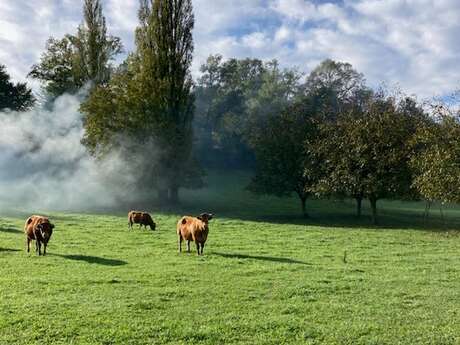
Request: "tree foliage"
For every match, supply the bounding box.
[82,0,201,203]
[410,107,460,204]
[194,55,302,168]
[0,65,35,112]
[249,96,324,217]
[313,93,428,223]
[29,36,85,97]
[248,59,369,216]
[305,58,369,117]
[29,0,122,98]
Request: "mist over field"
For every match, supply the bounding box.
[0,94,141,211]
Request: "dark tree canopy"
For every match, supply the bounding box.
[195,55,302,168]
[249,97,323,217]
[0,65,35,112]
[313,93,428,223]
[248,59,370,217]
[305,59,367,104]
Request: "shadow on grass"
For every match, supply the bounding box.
[213,251,311,265]
[53,254,127,266]
[172,193,460,232]
[0,225,21,234]
[0,247,20,252]
[142,203,460,233]
[276,207,459,231]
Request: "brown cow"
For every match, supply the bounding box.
[177,213,213,255]
[128,211,156,231]
[24,215,54,256]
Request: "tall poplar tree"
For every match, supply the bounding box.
[82,0,200,203]
[76,0,123,85]
[135,0,196,203]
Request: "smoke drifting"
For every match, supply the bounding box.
[0,93,141,211]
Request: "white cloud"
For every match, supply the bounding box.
[274,26,290,43]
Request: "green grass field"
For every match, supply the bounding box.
[1,171,460,345]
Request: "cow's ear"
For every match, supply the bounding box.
[208,214,213,220]
[50,223,55,230]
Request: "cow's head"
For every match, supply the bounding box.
[197,213,213,223]
[37,222,54,242]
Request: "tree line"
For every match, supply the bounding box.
[196,57,460,223]
[1,0,459,222]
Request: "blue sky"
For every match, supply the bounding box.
[0,0,459,99]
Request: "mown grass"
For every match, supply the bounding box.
[1,171,460,344]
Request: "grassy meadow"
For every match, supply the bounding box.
[1,171,460,344]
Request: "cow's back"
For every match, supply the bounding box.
[177,216,208,242]
[24,215,49,239]
[129,211,143,223]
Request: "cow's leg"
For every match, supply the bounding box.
[178,236,183,253]
[201,243,205,255]
[186,240,191,253]
[195,242,200,255]
[43,242,47,256]
[26,238,30,253]
[36,240,41,256]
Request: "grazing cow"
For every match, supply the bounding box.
[128,211,156,231]
[24,215,54,256]
[177,213,213,255]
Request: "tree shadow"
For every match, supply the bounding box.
[213,251,311,265]
[176,195,460,232]
[52,254,127,266]
[0,225,21,234]
[0,247,20,252]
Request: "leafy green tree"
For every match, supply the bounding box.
[76,0,123,85]
[0,64,35,112]
[410,108,460,205]
[136,0,196,203]
[249,99,321,217]
[248,59,369,217]
[29,36,85,97]
[82,0,200,204]
[313,93,425,223]
[305,59,366,104]
[29,0,122,98]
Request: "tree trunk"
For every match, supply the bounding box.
[356,196,363,218]
[157,188,168,202]
[369,196,378,225]
[300,195,308,218]
[169,185,179,205]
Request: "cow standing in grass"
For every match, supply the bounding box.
[177,213,213,255]
[24,215,54,256]
[128,211,156,231]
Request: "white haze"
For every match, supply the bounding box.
[0,93,142,211]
